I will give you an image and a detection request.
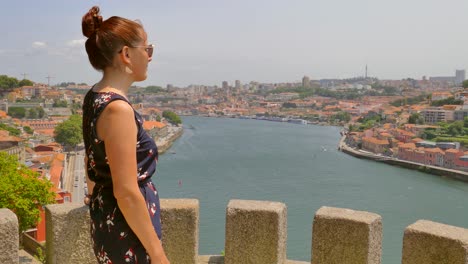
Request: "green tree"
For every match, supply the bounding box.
[282,102,297,108]
[447,121,464,136]
[162,111,182,125]
[7,107,26,119]
[463,80,468,89]
[23,126,34,134]
[37,107,45,118]
[0,123,21,136]
[0,152,55,232]
[421,128,438,140]
[0,75,19,90]
[53,100,68,108]
[54,115,83,148]
[28,108,38,119]
[464,117,468,128]
[145,86,165,93]
[332,111,351,122]
[408,113,425,124]
[18,79,34,87]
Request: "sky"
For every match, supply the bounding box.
[1,0,468,87]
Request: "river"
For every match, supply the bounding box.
[153,116,468,263]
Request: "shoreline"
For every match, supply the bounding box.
[156,126,183,155]
[338,134,468,183]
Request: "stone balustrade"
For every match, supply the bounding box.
[1,199,468,264]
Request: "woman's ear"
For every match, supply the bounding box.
[119,46,131,64]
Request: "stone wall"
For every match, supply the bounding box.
[2,200,468,263]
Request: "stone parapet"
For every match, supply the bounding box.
[225,199,287,264]
[0,208,19,264]
[160,199,200,264]
[45,203,95,264]
[3,201,468,263]
[402,220,468,264]
[312,206,382,264]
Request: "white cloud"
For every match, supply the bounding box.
[67,39,86,48]
[32,41,47,49]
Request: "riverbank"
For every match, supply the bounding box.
[156,126,183,154]
[338,135,468,183]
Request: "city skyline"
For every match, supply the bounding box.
[1,0,468,87]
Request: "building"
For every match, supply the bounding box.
[222,81,229,90]
[302,76,310,88]
[235,80,242,90]
[421,107,454,123]
[456,70,466,85]
[362,137,389,154]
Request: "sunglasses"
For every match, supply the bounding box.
[119,44,154,58]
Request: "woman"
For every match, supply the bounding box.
[81,6,170,264]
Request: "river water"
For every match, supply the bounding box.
[153,116,468,263]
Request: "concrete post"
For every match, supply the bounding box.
[45,204,95,264]
[225,199,287,264]
[0,208,18,264]
[160,199,199,264]
[312,206,382,264]
[402,220,468,264]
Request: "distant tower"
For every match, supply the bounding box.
[302,76,310,88]
[365,65,368,79]
[45,74,54,88]
[235,80,241,90]
[455,69,465,85]
[222,81,229,90]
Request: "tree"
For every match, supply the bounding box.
[0,123,21,136]
[0,75,19,90]
[28,108,38,119]
[282,102,297,108]
[464,117,468,128]
[54,115,83,148]
[447,121,464,136]
[332,111,351,122]
[8,107,26,119]
[162,111,182,125]
[0,152,55,232]
[37,107,45,118]
[408,113,425,124]
[23,126,34,134]
[18,79,34,87]
[145,86,165,93]
[53,100,68,108]
[463,80,468,89]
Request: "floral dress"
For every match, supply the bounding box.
[82,90,162,264]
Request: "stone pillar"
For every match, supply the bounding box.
[402,220,468,264]
[225,199,287,264]
[0,208,18,264]
[45,204,95,264]
[160,199,199,264]
[312,206,382,264]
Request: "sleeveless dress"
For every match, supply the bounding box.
[82,90,162,264]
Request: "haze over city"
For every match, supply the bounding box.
[1,0,468,86]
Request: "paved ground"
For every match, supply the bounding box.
[19,250,41,264]
[197,255,309,264]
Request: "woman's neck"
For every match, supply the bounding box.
[93,69,133,98]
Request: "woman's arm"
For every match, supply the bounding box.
[96,100,169,263]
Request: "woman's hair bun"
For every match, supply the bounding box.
[82,6,103,38]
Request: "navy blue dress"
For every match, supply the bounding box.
[82,90,162,264]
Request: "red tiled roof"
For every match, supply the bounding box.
[143,121,166,130]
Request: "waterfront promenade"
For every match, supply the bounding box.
[338,135,468,182]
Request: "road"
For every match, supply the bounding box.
[69,151,87,203]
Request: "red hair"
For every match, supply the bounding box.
[82,6,145,71]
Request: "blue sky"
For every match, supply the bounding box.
[1,0,468,87]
